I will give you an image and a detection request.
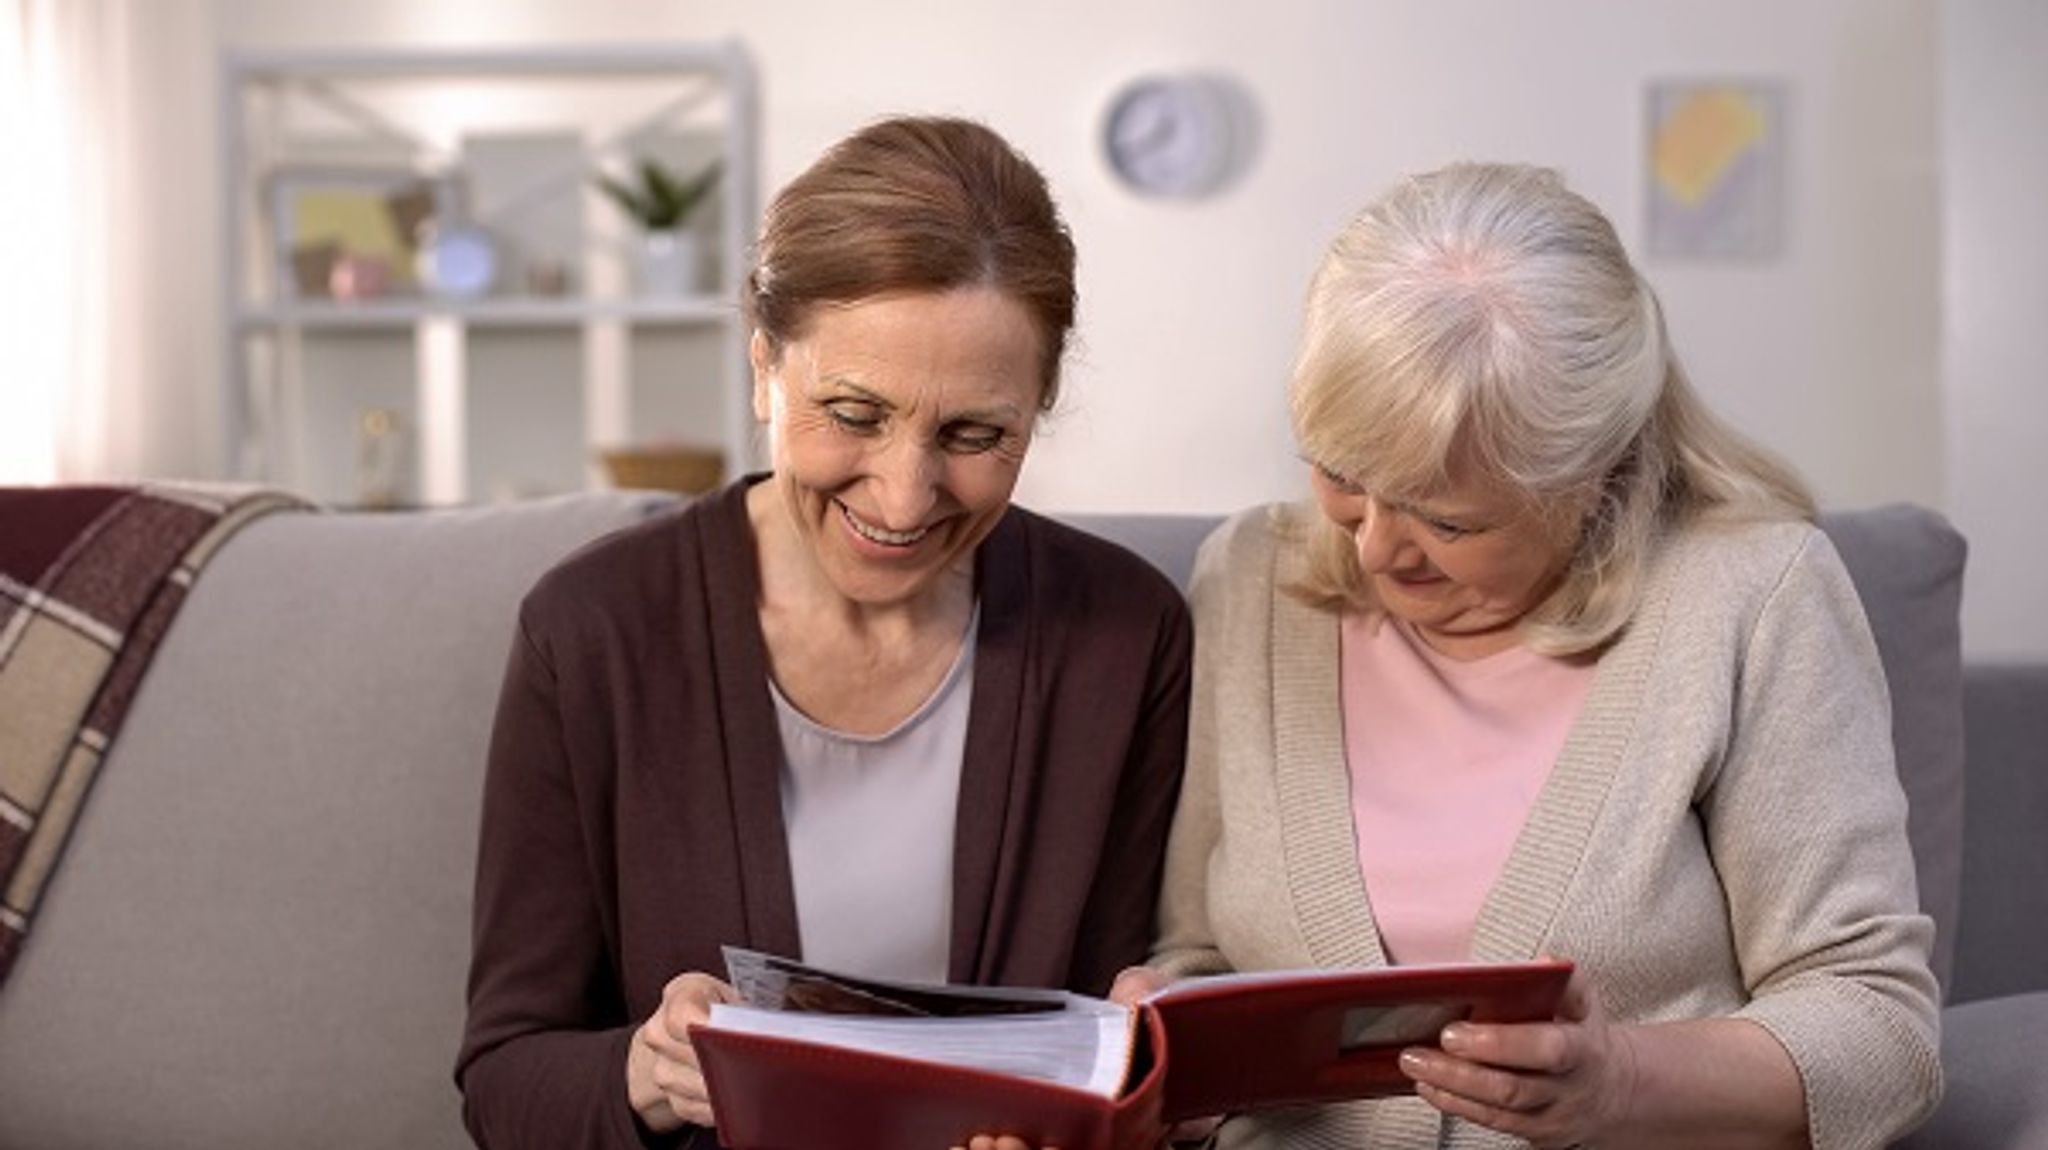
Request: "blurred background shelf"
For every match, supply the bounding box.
[221,41,759,507]
[232,295,735,330]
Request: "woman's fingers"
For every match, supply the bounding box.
[630,970,742,1130]
[1553,964,1595,1023]
[1410,1077,1579,1149]
[1402,1044,1560,1113]
[660,972,741,1030]
[1163,1115,1223,1147]
[647,1045,716,1126]
[654,972,741,1060]
[1108,965,1169,1005]
[1400,975,1629,1150]
[1439,1019,1579,1074]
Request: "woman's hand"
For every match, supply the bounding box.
[1109,964,1170,1005]
[1397,967,1639,1149]
[1106,966,1224,1148]
[626,971,742,1132]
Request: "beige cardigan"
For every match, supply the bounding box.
[1152,503,1941,1150]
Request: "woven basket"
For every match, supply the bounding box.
[598,446,724,494]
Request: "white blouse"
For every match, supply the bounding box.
[771,607,978,984]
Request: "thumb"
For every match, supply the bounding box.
[1109,965,1169,1006]
[1555,965,1595,1023]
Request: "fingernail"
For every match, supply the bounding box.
[1398,1048,1426,1074]
[1440,1023,1470,1050]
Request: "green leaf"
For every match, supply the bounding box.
[595,155,723,230]
[594,173,649,220]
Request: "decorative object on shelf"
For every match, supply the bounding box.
[355,407,408,510]
[289,241,342,297]
[633,230,698,298]
[415,221,499,301]
[523,258,571,296]
[1100,71,1261,200]
[599,444,724,494]
[383,181,438,247]
[595,156,722,296]
[329,254,393,301]
[268,166,426,299]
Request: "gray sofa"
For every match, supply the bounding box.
[0,492,2041,1148]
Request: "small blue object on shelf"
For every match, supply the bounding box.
[417,223,497,300]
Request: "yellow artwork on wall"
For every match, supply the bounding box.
[1646,80,1785,260]
[1653,88,1768,208]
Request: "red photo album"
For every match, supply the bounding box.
[692,948,1573,1150]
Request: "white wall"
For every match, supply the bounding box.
[158,1,2023,633]
[188,0,1943,510]
[1944,0,2048,660]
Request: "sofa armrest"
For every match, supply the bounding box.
[1895,993,2048,1149]
[1951,663,2048,1005]
[0,491,678,1149]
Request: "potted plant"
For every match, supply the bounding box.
[595,156,722,296]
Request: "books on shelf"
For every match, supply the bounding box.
[694,946,1573,1150]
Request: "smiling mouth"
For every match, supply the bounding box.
[837,501,934,547]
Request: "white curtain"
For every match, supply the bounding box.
[0,0,155,484]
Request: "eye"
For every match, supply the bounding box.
[823,399,884,433]
[1420,515,1476,542]
[940,422,1007,454]
[1312,461,1366,495]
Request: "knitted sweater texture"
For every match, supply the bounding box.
[1153,502,1942,1150]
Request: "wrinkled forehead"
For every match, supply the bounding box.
[770,287,1058,396]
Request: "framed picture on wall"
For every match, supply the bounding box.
[1645,79,1787,261]
[265,165,442,300]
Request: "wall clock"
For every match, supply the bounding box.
[1101,72,1257,199]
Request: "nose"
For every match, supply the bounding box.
[869,436,941,528]
[1352,496,1410,573]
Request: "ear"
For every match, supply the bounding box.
[749,329,776,424]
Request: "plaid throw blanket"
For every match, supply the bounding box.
[0,483,305,989]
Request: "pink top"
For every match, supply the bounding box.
[1340,615,1595,965]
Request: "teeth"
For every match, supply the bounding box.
[840,502,931,546]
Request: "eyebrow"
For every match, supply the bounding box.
[1309,456,1490,526]
[1399,494,1496,527]
[820,378,1026,425]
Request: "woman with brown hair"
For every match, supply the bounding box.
[457,116,1192,1148]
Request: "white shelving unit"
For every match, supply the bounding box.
[221,42,759,505]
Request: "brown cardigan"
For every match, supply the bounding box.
[456,478,1193,1149]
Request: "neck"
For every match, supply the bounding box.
[1411,619,1525,662]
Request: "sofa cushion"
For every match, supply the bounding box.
[1950,663,2048,1004]
[0,491,676,1150]
[1893,991,2048,1148]
[1058,513,1222,593]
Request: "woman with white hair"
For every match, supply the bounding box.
[1121,163,1942,1149]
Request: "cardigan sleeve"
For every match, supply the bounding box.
[1150,514,1263,981]
[454,610,685,1150]
[1705,530,1944,1149]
